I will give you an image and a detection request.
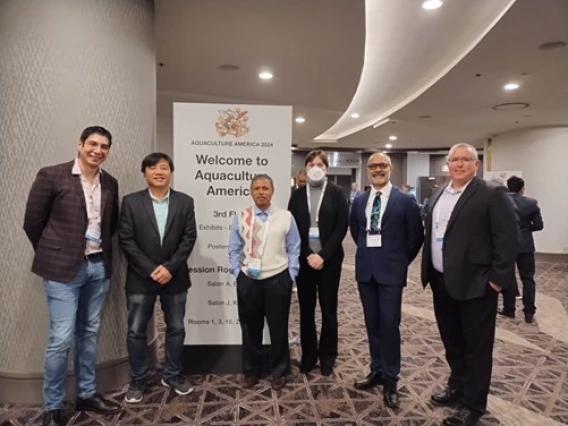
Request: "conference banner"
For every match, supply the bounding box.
[173,103,292,369]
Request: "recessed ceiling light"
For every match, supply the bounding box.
[295,117,306,123]
[389,135,398,141]
[422,0,443,10]
[504,82,520,91]
[218,64,239,71]
[258,71,273,80]
[350,113,360,119]
[492,102,530,111]
[538,41,567,51]
[385,143,393,149]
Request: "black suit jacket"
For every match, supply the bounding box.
[118,188,197,294]
[421,178,519,301]
[510,193,543,253]
[350,187,424,285]
[288,182,349,263]
[23,160,119,282]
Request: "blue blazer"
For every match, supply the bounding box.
[350,186,424,286]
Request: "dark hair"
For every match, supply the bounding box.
[141,152,175,173]
[80,126,112,147]
[304,150,329,168]
[507,175,524,193]
[251,173,274,190]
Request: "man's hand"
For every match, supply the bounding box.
[151,265,172,285]
[307,254,324,270]
[489,281,502,292]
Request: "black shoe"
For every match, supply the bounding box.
[321,364,334,376]
[498,309,515,318]
[383,382,399,409]
[354,371,384,390]
[442,406,482,426]
[42,410,63,426]
[431,386,464,406]
[525,315,534,324]
[76,393,120,415]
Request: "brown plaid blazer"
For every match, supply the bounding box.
[23,160,119,283]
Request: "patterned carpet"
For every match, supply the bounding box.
[2,237,567,425]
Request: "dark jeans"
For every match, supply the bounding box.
[431,271,498,415]
[126,291,187,382]
[502,252,536,316]
[296,257,342,369]
[236,269,292,378]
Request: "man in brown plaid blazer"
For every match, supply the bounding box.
[24,126,120,426]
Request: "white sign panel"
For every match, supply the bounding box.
[174,103,292,345]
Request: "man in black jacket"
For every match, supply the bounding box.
[421,144,518,426]
[499,176,544,323]
[119,153,197,403]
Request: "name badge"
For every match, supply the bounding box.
[308,226,320,239]
[247,259,262,278]
[366,234,382,247]
[434,221,446,243]
[85,226,101,242]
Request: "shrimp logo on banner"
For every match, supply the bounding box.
[215,108,250,138]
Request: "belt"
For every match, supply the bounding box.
[85,252,103,261]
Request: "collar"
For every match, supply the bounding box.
[72,157,102,177]
[149,188,170,202]
[253,204,272,216]
[447,178,474,195]
[369,181,392,199]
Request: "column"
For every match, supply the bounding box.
[0,0,156,403]
[486,127,568,255]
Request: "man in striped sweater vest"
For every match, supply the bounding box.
[228,174,301,390]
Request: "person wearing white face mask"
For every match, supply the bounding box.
[288,150,349,376]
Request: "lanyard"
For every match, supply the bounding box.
[306,181,327,224]
[247,207,271,258]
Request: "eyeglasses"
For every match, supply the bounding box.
[367,162,391,171]
[448,157,475,163]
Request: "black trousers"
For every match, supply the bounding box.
[502,252,536,316]
[295,257,342,369]
[431,271,498,415]
[236,269,292,378]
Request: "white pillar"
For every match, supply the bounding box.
[405,152,431,187]
[0,0,156,403]
[486,127,568,254]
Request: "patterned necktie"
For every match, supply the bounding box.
[370,192,382,231]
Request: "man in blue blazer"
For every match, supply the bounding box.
[350,152,424,409]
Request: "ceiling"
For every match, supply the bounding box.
[155,0,568,151]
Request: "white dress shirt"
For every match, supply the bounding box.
[365,182,392,232]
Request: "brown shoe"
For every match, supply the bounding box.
[242,375,259,388]
[271,376,286,391]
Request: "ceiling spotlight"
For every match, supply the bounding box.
[385,143,393,149]
[350,113,360,119]
[504,82,520,90]
[389,135,398,141]
[422,0,443,10]
[295,117,306,123]
[258,71,273,80]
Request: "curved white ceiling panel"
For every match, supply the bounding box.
[315,0,517,141]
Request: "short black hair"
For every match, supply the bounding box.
[80,126,112,147]
[507,175,524,193]
[251,173,274,190]
[304,150,329,168]
[141,152,175,173]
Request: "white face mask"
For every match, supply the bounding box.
[307,166,326,184]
